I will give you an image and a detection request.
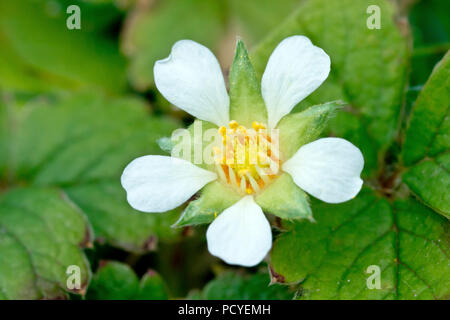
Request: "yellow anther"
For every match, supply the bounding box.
[229,120,239,130]
[252,121,266,131]
[238,168,248,177]
[219,126,227,136]
[214,212,217,218]
[246,188,253,194]
[238,125,247,133]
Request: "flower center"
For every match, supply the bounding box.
[213,120,280,195]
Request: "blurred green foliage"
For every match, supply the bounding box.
[271,188,450,299]
[0,0,127,93]
[409,0,449,86]
[87,261,169,299]
[188,272,295,300]
[122,0,300,90]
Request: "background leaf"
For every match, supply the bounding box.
[188,271,295,300]
[228,39,267,126]
[402,52,450,218]
[251,0,410,177]
[0,188,92,299]
[122,0,226,91]
[269,188,450,299]
[121,0,304,92]
[0,92,181,253]
[0,0,127,93]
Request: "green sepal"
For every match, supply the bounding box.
[402,51,450,166]
[0,187,93,299]
[174,181,241,228]
[157,136,174,154]
[135,270,169,300]
[403,154,450,219]
[255,173,312,220]
[229,39,267,127]
[277,101,344,160]
[170,119,218,171]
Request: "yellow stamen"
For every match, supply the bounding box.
[238,168,248,177]
[215,121,280,195]
[252,121,266,131]
[219,126,227,136]
[229,120,239,130]
[245,172,261,193]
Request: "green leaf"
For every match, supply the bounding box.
[87,261,168,300]
[409,0,450,86]
[277,101,342,160]
[0,31,52,92]
[255,173,312,221]
[0,92,181,252]
[227,0,301,45]
[269,188,450,299]
[136,270,169,300]
[402,52,450,218]
[0,188,92,299]
[175,181,240,228]
[403,52,450,165]
[64,181,180,252]
[188,272,295,300]
[122,0,226,90]
[0,0,127,93]
[252,0,410,156]
[0,100,8,177]
[168,119,218,172]
[229,40,267,126]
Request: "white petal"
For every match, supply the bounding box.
[206,196,272,267]
[121,155,217,213]
[154,40,229,126]
[261,36,331,128]
[282,138,364,203]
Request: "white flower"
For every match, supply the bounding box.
[121,36,364,267]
